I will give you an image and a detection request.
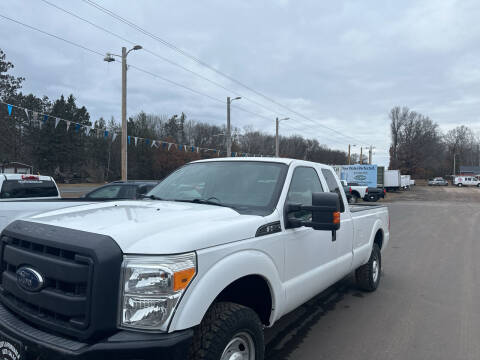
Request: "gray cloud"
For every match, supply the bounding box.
[2,0,480,165]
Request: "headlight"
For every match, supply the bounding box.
[119,253,196,331]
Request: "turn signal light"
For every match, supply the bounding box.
[173,268,196,291]
[333,211,341,224]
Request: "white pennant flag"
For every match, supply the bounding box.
[134,137,138,146]
[184,145,187,152]
[66,121,71,131]
[197,147,200,153]
[24,109,29,120]
[112,133,118,142]
[54,118,61,128]
[85,126,91,134]
[168,143,173,151]
[33,111,38,122]
[151,140,156,148]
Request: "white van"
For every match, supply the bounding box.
[454,175,480,187]
[0,174,60,200]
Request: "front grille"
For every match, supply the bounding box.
[0,220,123,341]
[0,237,93,333]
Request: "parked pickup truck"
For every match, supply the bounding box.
[0,174,60,201]
[0,158,389,360]
[340,180,368,203]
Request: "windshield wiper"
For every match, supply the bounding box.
[139,194,164,200]
[174,198,233,209]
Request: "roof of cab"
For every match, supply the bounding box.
[191,157,333,169]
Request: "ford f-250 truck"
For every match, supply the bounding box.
[0,158,389,360]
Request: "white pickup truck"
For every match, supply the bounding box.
[0,158,389,360]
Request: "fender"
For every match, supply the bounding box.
[169,249,284,332]
[352,217,385,270]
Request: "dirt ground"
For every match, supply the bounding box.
[382,184,480,203]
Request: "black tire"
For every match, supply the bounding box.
[351,194,359,204]
[190,302,264,360]
[477,183,480,188]
[355,243,381,292]
[457,183,463,187]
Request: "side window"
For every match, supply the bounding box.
[321,169,346,213]
[286,167,323,222]
[86,185,122,199]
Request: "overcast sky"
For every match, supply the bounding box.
[2,0,480,165]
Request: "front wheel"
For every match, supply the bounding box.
[190,302,264,360]
[457,183,463,187]
[355,243,381,292]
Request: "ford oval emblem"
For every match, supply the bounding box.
[16,266,45,292]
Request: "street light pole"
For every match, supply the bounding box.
[121,47,127,181]
[104,45,142,181]
[275,117,290,157]
[226,96,241,156]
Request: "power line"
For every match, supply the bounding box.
[39,0,291,120]
[0,14,104,57]
[81,0,370,146]
[0,12,349,150]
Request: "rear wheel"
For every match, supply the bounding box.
[356,243,381,292]
[190,302,264,360]
[457,183,463,187]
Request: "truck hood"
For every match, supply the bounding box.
[24,201,267,254]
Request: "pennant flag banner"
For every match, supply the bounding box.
[1,102,275,159]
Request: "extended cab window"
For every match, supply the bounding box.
[0,179,58,199]
[321,169,345,212]
[286,167,323,222]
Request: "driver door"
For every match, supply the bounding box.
[281,166,340,313]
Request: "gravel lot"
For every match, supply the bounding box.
[265,185,480,360]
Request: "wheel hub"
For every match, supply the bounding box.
[221,332,255,360]
[372,259,379,282]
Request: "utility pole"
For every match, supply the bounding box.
[104,45,142,181]
[360,147,363,164]
[226,96,241,156]
[348,144,356,165]
[453,153,457,175]
[121,47,127,181]
[275,117,290,157]
[368,145,375,165]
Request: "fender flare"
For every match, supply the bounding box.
[368,219,384,250]
[169,249,284,332]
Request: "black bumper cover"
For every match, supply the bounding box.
[0,303,193,360]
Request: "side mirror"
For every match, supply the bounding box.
[309,192,341,231]
[285,192,341,231]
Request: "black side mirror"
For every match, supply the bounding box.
[285,192,341,231]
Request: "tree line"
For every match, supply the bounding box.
[0,49,348,183]
[389,106,480,178]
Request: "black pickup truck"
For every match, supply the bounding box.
[364,187,386,202]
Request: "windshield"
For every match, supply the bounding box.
[148,161,288,215]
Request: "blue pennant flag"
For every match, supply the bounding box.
[191,146,195,152]
[162,142,167,149]
[43,114,48,123]
[232,152,236,157]
[145,139,150,145]
[128,136,131,145]
[104,130,109,138]
[75,123,81,132]
[178,144,183,151]
[7,104,12,116]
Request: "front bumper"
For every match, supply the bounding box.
[0,303,193,360]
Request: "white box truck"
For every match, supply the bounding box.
[384,170,401,191]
